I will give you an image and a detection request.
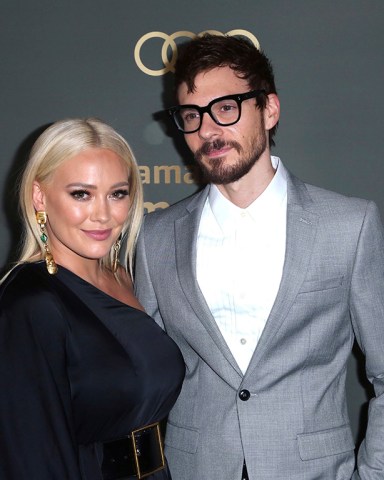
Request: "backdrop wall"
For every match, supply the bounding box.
[1,0,384,446]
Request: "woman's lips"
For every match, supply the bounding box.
[82,229,112,241]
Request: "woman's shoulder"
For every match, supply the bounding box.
[0,263,72,363]
[0,262,66,323]
[1,262,51,296]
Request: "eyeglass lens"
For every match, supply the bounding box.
[175,97,241,133]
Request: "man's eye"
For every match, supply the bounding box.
[221,103,237,112]
[183,111,199,123]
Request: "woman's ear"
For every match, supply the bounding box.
[32,181,46,211]
[264,93,280,130]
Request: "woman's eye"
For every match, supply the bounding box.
[70,190,90,200]
[111,189,129,199]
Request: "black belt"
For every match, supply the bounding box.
[101,422,165,479]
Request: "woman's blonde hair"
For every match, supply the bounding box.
[15,117,143,277]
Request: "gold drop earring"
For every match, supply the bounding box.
[36,211,58,275]
[112,236,121,273]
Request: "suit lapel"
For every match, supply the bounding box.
[244,172,319,377]
[174,186,243,381]
[173,171,318,382]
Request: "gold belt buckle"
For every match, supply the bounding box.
[131,422,165,479]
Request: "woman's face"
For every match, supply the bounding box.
[33,147,131,268]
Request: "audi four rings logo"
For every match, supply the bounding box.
[134,29,261,76]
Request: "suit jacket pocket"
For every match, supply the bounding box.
[165,421,199,454]
[298,276,344,294]
[297,424,355,460]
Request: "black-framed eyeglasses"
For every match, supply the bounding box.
[167,89,266,134]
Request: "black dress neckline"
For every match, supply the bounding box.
[46,262,141,312]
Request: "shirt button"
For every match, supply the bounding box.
[240,338,247,345]
[239,389,251,401]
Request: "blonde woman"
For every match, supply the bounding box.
[0,118,184,479]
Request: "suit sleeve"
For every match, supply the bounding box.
[134,219,166,330]
[0,285,82,479]
[349,201,384,479]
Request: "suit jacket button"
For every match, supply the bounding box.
[239,389,251,401]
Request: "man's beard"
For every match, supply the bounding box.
[194,129,267,185]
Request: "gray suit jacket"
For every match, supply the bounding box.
[135,170,384,480]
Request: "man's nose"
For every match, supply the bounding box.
[197,112,223,140]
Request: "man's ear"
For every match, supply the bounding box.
[264,93,280,130]
[32,181,46,211]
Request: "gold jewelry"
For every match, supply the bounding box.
[36,211,58,275]
[112,237,121,273]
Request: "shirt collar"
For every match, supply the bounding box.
[208,156,287,233]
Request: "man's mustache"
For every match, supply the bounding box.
[195,140,242,160]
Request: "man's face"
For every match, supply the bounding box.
[177,66,271,185]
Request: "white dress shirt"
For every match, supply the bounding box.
[196,156,287,373]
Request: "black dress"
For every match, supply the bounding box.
[0,262,185,479]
